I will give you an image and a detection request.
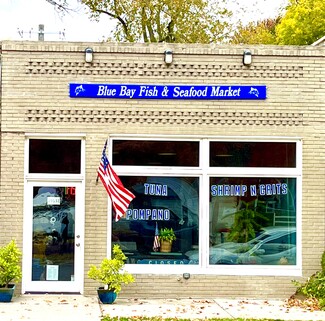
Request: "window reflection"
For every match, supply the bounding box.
[32,186,75,281]
[111,139,298,270]
[112,176,199,265]
[203,177,297,265]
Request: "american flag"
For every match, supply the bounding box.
[97,140,135,221]
[153,222,160,252]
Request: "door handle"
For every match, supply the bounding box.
[76,243,80,247]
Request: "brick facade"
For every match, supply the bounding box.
[0,41,324,299]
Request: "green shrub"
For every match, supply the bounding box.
[292,250,325,310]
[0,240,22,288]
[87,244,134,294]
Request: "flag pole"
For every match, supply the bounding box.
[97,139,108,185]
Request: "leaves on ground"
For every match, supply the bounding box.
[286,294,321,311]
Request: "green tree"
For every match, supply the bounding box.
[46,0,232,43]
[230,0,325,46]
[80,0,232,43]
[276,0,325,45]
[230,18,278,45]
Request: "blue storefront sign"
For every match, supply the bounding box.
[69,83,267,100]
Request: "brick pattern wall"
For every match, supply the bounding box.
[25,109,303,127]
[0,41,324,299]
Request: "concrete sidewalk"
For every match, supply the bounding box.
[1,294,325,321]
[0,295,101,321]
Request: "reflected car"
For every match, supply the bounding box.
[186,227,296,265]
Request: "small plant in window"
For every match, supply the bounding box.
[159,228,176,253]
[159,227,176,243]
[227,200,268,243]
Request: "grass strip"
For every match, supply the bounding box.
[102,317,285,321]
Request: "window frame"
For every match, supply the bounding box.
[108,135,302,277]
[25,133,86,181]
[23,133,86,293]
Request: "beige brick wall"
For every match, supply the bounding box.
[0,41,324,299]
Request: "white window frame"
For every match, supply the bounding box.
[108,135,302,277]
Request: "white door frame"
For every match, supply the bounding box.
[22,180,85,294]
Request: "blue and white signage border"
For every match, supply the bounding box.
[69,83,267,100]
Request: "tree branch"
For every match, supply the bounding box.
[45,0,70,13]
[95,9,129,39]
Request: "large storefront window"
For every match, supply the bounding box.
[112,176,199,264]
[207,177,296,265]
[111,138,300,274]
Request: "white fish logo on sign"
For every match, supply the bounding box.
[75,85,85,96]
[249,87,259,97]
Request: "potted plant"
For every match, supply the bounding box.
[159,227,176,253]
[0,239,22,302]
[87,244,134,304]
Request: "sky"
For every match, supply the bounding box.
[0,0,288,42]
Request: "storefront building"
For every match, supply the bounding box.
[0,41,324,298]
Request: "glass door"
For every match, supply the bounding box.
[23,183,84,293]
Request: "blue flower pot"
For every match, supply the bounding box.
[97,288,117,304]
[0,284,15,302]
